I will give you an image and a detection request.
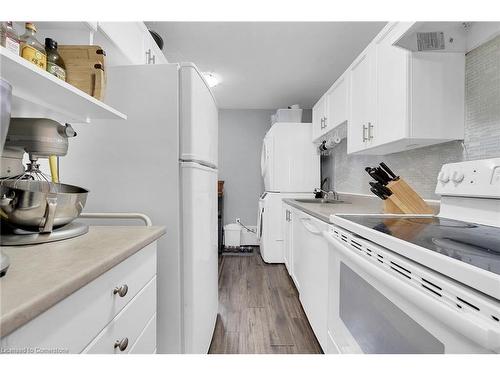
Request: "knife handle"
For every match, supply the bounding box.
[380,162,398,180]
[370,187,387,200]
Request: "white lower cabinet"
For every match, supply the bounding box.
[129,314,157,354]
[0,243,158,354]
[293,211,330,352]
[83,277,156,354]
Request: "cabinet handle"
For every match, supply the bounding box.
[114,337,129,352]
[323,117,328,129]
[320,118,324,129]
[113,284,128,297]
[368,122,374,140]
[145,49,156,64]
[362,124,368,142]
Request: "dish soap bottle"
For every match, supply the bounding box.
[45,38,66,81]
[0,22,20,55]
[19,22,46,70]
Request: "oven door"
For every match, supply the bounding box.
[323,228,500,354]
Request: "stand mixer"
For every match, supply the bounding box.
[0,117,90,247]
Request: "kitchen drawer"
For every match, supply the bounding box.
[1,243,157,353]
[83,276,156,354]
[129,313,156,354]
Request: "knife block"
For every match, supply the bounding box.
[383,178,433,214]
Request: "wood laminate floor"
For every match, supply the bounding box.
[209,250,322,354]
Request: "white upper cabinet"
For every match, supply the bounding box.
[33,22,168,67]
[96,22,167,66]
[312,72,349,143]
[347,44,375,153]
[326,72,349,134]
[312,94,327,141]
[347,22,465,155]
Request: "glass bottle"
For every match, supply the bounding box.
[19,22,46,70]
[0,22,20,55]
[45,38,66,81]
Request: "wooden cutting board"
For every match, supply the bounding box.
[58,45,106,100]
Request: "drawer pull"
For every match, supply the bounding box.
[113,284,129,297]
[114,337,129,352]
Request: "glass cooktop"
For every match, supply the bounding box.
[337,215,500,276]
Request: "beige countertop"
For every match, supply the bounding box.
[283,193,385,223]
[0,225,165,338]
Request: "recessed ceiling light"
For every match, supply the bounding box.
[202,72,220,88]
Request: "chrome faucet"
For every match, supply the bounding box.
[313,187,339,201]
[315,177,339,201]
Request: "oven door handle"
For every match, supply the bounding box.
[323,231,500,352]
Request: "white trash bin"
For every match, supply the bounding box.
[224,223,241,248]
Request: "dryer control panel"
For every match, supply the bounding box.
[435,158,500,198]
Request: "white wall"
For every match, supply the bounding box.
[218,109,312,226]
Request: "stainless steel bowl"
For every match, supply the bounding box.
[0,180,88,233]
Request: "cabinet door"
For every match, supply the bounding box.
[97,22,145,65]
[372,23,409,148]
[291,211,302,292]
[312,95,326,141]
[347,46,375,154]
[141,25,167,65]
[295,214,329,351]
[325,73,349,133]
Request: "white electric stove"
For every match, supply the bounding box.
[325,158,500,353]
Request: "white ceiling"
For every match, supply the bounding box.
[146,22,386,109]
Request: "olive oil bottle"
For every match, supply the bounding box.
[19,22,46,70]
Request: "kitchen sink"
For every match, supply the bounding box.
[294,199,350,204]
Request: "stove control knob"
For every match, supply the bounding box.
[452,171,465,183]
[438,171,450,183]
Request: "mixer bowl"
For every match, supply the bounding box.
[0,180,88,233]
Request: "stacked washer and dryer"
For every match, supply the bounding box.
[257,122,320,263]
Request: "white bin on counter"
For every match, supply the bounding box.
[224,223,241,247]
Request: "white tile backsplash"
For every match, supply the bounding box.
[322,35,500,200]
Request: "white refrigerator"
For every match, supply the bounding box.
[61,63,218,354]
[257,122,319,263]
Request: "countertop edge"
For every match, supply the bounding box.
[282,198,331,223]
[0,226,166,338]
